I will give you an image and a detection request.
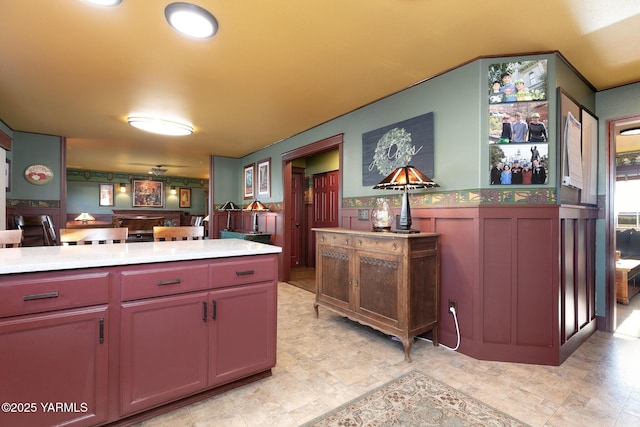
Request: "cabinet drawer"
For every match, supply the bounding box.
[121,264,208,301]
[0,272,110,318]
[316,231,353,247]
[352,235,404,252]
[210,256,276,288]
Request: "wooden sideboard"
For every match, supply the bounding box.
[313,228,440,361]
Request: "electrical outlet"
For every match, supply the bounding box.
[358,209,369,220]
[448,299,457,313]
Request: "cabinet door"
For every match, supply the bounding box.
[0,306,108,427]
[354,250,403,328]
[316,243,351,310]
[209,282,276,386]
[120,292,209,416]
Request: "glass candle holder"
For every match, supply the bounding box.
[371,197,393,232]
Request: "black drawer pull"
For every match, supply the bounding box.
[99,318,105,344]
[203,301,208,322]
[235,270,255,276]
[212,300,217,320]
[23,291,59,301]
[157,279,181,286]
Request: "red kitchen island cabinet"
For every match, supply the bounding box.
[0,240,281,427]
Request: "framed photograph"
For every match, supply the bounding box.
[257,158,271,197]
[5,159,10,192]
[581,108,599,206]
[133,180,164,208]
[243,163,254,199]
[179,188,191,208]
[99,183,114,207]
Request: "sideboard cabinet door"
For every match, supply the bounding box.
[353,249,404,329]
[316,242,351,311]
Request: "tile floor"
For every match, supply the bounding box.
[133,282,640,427]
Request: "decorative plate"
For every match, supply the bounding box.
[24,164,54,185]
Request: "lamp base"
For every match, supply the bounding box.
[392,228,420,234]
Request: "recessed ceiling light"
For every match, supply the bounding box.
[84,0,123,6]
[128,116,193,136]
[620,127,640,136]
[164,2,218,39]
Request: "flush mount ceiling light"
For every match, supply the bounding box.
[84,0,123,6]
[127,116,193,136]
[620,127,640,136]
[164,2,218,39]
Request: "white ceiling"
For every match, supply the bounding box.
[1,0,640,178]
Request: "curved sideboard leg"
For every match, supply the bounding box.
[313,302,320,318]
[401,338,413,362]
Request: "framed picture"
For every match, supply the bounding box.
[5,159,10,192]
[581,108,599,206]
[558,88,581,204]
[179,188,191,208]
[257,158,271,197]
[133,180,164,208]
[99,183,114,207]
[243,163,254,199]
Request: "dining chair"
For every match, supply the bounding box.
[14,215,52,246]
[153,226,205,241]
[43,216,58,246]
[0,229,23,248]
[60,227,128,245]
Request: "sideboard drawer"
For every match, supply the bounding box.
[210,255,276,288]
[0,272,110,318]
[352,235,404,253]
[120,264,208,301]
[316,231,353,247]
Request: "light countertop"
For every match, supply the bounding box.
[0,239,282,275]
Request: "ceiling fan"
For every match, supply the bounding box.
[126,162,188,176]
[149,165,168,176]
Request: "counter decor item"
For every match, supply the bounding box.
[373,165,438,233]
[244,200,269,233]
[370,197,393,232]
[218,201,241,231]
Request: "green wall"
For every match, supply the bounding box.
[233,54,557,204]
[8,132,62,200]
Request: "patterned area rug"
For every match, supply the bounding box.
[303,370,530,427]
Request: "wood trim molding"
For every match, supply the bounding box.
[0,128,11,151]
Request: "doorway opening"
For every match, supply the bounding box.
[280,134,343,286]
[610,114,640,339]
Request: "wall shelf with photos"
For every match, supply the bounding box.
[488,59,549,186]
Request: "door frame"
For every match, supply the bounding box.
[280,134,343,282]
[606,113,640,332]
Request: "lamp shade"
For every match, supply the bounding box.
[75,213,95,224]
[373,166,438,233]
[243,200,269,212]
[372,166,439,190]
[218,201,241,211]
